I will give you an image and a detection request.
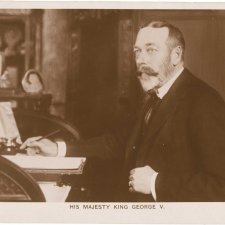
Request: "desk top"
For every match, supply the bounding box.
[3,155,86,169]
[3,155,86,180]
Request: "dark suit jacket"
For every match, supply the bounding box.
[67,68,225,202]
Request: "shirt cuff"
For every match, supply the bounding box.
[150,172,158,201]
[56,141,66,157]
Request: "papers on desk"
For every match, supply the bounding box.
[3,155,86,183]
[3,155,86,170]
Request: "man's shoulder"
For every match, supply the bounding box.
[184,69,225,109]
[185,69,221,99]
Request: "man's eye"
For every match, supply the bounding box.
[146,48,157,53]
[134,49,141,57]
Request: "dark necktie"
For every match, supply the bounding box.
[142,89,160,125]
[142,90,160,132]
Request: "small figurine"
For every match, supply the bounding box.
[22,69,44,94]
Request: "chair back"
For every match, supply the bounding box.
[14,109,81,142]
[0,156,45,202]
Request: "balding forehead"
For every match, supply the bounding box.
[136,26,169,46]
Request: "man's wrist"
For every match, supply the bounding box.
[56,141,66,157]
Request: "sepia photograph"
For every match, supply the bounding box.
[0,1,225,223]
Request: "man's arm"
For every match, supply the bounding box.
[65,112,138,160]
[65,133,127,160]
[20,111,136,161]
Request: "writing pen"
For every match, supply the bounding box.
[34,129,61,142]
[17,129,61,154]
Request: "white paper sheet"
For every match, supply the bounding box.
[3,155,86,170]
[0,102,21,140]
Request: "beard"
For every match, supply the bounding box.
[138,73,162,92]
[137,60,173,92]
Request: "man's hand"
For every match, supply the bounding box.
[20,136,58,156]
[129,165,156,194]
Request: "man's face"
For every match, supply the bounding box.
[134,26,174,91]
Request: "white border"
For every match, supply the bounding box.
[0,1,224,9]
[0,202,225,223]
[1,2,225,224]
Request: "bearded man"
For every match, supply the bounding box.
[21,21,225,202]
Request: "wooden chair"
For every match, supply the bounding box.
[0,156,45,202]
[13,109,81,143]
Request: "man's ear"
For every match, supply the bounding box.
[171,46,183,66]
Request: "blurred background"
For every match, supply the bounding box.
[0,9,225,139]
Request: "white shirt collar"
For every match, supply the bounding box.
[156,67,184,99]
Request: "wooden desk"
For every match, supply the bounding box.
[2,155,86,202]
[27,161,87,202]
[31,169,86,202]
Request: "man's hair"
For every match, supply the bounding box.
[144,21,185,60]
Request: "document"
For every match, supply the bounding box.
[0,102,21,140]
[3,155,86,170]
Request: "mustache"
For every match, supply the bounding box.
[137,64,158,77]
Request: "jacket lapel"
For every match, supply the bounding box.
[123,69,193,168]
[142,69,192,145]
